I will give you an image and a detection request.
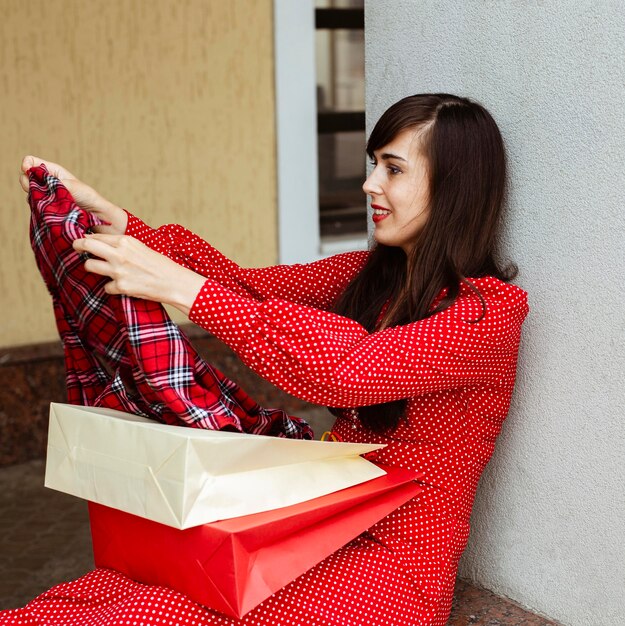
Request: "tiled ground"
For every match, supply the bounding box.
[0,458,93,608]
[0,454,560,624]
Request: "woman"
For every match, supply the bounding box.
[11,93,528,625]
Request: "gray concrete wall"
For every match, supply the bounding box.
[365,2,625,625]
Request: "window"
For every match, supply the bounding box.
[315,1,366,252]
[273,0,367,264]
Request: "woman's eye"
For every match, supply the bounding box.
[369,159,377,167]
[388,166,402,175]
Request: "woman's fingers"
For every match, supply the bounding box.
[73,235,127,289]
[20,157,128,235]
[72,232,204,312]
[103,281,123,296]
[21,155,76,179]
[72,233,123,261]
[20,155,78,194]
[83,257,114,279]
[20,155,78,192]
[20,155,38,174]
[78,232,123,245]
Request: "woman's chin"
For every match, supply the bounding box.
[372,230,385,245]
[372,231,394,248]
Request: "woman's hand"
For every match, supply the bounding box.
[20,155,128,235]
[72,233,206,316]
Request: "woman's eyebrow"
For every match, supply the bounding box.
[379,152,407,162]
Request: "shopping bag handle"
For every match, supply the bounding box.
[321,430,382,461]
[320,431,343,442]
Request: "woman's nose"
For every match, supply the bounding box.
[362,169,381,196]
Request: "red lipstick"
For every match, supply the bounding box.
[371,204,391,223]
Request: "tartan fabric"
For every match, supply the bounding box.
[27,164,312,439]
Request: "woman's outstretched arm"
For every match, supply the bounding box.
[187,277,529,408]
[20,156,367,311]
[70,231,528,408]
[125,213,368,310]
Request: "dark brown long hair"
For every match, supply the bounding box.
[332,93,517,433]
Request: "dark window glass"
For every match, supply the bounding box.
[315,1,365,240]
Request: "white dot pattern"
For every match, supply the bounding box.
[0,215,529,626]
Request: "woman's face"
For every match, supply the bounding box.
[362,127,430,253]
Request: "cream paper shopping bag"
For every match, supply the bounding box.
[45,403,386,529]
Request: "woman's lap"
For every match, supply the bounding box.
[0,534,444,626]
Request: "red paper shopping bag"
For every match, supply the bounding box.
[89,465,422,619]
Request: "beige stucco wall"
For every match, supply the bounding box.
[1,0,277,348]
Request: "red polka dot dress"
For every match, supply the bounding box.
[0,215,528,626]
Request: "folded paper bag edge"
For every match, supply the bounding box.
[179,456,387,529]
[46,435,386,529]
[46,403,388,530]
[49,403,386,470]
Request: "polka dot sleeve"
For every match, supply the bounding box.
[125,211,368,310]
[189,276,529,408]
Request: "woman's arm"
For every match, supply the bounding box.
[70,232,529,407]
[187,276,529,407]
[125,211,368,310]
[18,157,366,311]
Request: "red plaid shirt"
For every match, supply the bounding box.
[27,164,312,439]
